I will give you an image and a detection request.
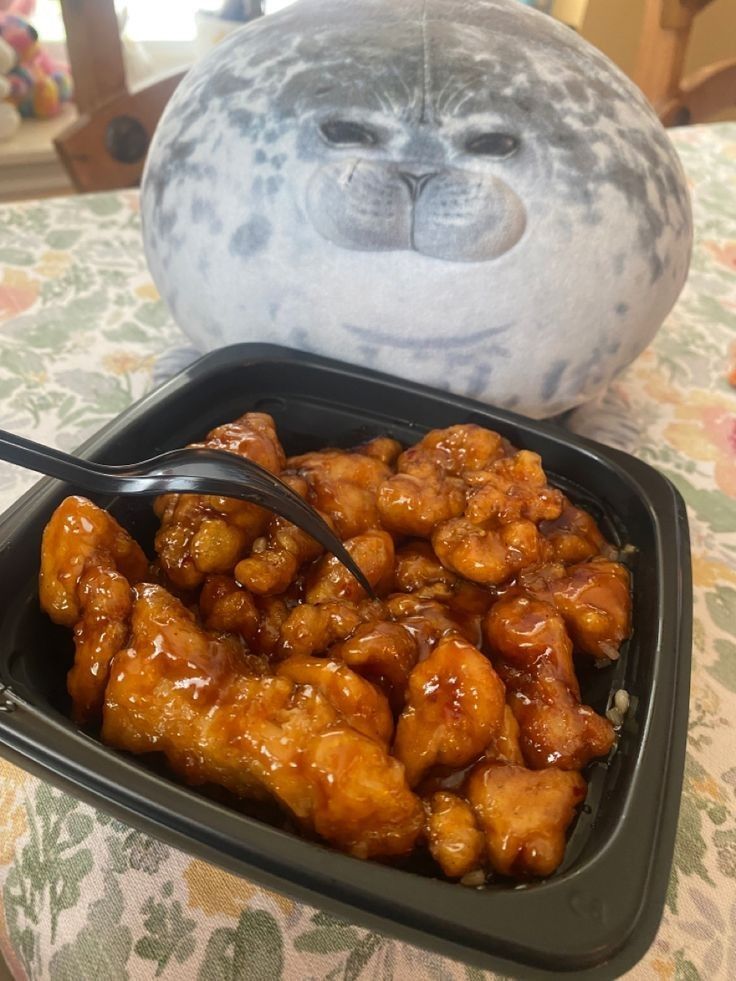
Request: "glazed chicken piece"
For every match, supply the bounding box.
[399,424,508,477]
[200,574,259,641]
[386,593,483,659]
[103,584,423,859]
[231,473,325,596]
[276,598,383,658]
[379,424,510,537]
[378,425,521,539]
[483,704,526,766]
[468,691,587,878]
[393,541,494,617]
[489,593,580,695]
[539,499,611,565]
[378,471,467,538]
[425,790,485,879]
[234,490,327,600]
[39,496,148,725]
[393,540,459,593]
[463,450,564,526]
[233,515,322,595]
[330,620,419,711]
[301,727,424,859]
[484,594,614,769]
[416,706,525,791]
[521,559,632,661]
[432,515,544,587]
[466,761,587,877]
[39,496,148,626]
[305,529,395,603]
[153,413,286,590]
[356,435,403,467]
[431,450,564,587]
[286,444,394,539]
[197,411,287,469]
[393,636,505,786]
[276,655,394,746]
[421,694,588,879]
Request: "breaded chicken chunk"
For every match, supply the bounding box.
[305,530,395,603]
[286,443,395,539]
[425,790,485,879]
[378,425,501,538]
[39,496,148,724]
[467,762,586,877]
[276,598,383,659]
[331,620,419,711]
[276,654,394,746]
[484,594,614,769]
[153,413,285,589]
[522,559,631,661]
[394,636,505,786]
[103,584,423,858]
[539,499,611,565]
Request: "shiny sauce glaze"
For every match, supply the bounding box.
[40,418,632,881]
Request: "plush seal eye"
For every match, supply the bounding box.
[319,120,379,147]
[465,133,520,158]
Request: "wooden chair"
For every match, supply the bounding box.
[633,0,736,125]
[54,0,186,192]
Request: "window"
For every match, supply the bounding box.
[32,0,298,44]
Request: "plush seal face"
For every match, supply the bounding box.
[142,0,692,418]
[306,144,526,262]
[302,92,528,262]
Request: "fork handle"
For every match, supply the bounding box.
[0,429,376,597]
[0,429,115,488]
[0,429,210,497]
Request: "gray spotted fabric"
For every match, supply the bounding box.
[141,0,692,418]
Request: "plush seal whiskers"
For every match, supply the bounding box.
[142,0,692,418]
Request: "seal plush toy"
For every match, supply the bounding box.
[142,0,692,418]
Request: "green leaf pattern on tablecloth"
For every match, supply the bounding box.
[0,191,180,496]
[50,876,132,981]
[134,887,196,976]
[197,910,283,981]
[2,786,94,977]
[1,125,736,979]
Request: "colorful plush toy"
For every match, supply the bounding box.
[0,34,20,140]
[0,12,72,119]
[0,0,36,14]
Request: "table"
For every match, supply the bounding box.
[1,123,735,981]
[0,106,76,204]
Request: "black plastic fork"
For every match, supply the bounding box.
[0,428,373,595]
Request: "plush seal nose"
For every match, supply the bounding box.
[398,170,436,200]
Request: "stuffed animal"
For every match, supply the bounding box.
[0,13,72,119]
[0,35,20,140]
[142,0,692,419]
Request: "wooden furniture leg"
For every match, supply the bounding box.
[659,58,736,125]
[633,0,717,114]
[54,0,186,192]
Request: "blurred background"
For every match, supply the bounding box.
[0,0,734,201]
[24,0,736,99]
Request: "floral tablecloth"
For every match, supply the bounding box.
[0,123,735,981]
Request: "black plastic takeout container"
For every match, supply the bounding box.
[0,344,691,978]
